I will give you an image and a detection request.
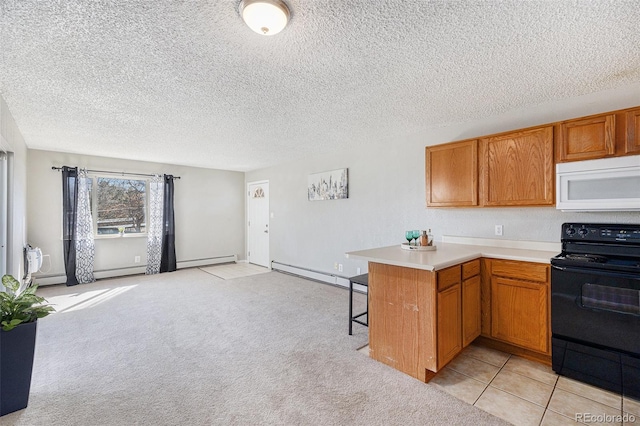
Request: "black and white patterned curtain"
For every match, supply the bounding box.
[75,169,95,284]
[160,175,177,273]
[62,167,79,286]
[146,175,164,275]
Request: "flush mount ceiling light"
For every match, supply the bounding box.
[239,0,290,36]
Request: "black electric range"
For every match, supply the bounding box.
[551,223,640,399]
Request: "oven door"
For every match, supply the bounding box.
[551,264,640,355]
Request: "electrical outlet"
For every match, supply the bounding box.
[134,256,141,263]
[338,264,343,272]
[495,225,503,236]
[357,267,361,275]
[334,262,338,270]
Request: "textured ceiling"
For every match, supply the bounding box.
[1,0,640,172]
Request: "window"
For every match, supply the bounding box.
[92,177,147,236]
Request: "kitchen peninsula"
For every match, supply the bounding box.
[346,239,558,382]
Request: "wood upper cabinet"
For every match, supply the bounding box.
[481,126,554,206]
[426,140,478,207]
[626,108,640,154]
[489,260,550,355]
[556,107,640,161]
[557,113,616,162]
[425,107,639,206]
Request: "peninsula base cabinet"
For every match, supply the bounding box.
[367,257,551,382]
[368,260,481,382]
[368,262,437,382]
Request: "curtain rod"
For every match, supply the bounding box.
[51,166,180,179]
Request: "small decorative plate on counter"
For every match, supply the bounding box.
[401,243,437,251]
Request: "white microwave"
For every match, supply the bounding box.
[556,156,640,211]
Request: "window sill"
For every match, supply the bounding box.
[95,233,148,240]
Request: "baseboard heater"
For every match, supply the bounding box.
[271,261,366,292]
[34,254,237,286]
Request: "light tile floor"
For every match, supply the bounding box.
[199,262,270,280]
[358,344,639,425]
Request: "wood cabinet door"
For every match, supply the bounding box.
[481,126,554,206]
[558,114,616,162]
[462,275,481,347]
[480,259,492,337]
[426,140,478,207]
[491,276,549,354]
[627,108,640,154]
[437,284,462,369]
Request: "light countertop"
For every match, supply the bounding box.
[345,241,559,272]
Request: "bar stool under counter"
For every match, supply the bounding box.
[348,273,369,335]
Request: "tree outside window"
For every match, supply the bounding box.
[94,178,147,235]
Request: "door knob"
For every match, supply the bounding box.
[264,230,269,233]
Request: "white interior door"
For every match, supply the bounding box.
[247,181,269,267]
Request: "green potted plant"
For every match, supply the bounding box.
[0,274,54,416]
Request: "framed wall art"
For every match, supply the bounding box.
[308,168,348,201]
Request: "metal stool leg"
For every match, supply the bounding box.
[349,280,354,335]
[365,287,368,326]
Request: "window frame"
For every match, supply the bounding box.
[88,173,150,239]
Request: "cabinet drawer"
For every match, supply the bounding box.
[462,259,480,280]
[437,265,461,291]
[491,260,548,283]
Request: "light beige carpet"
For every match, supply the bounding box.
[4,269,508,425]
[199,262,270,280]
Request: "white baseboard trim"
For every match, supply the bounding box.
[34,255,238,286]
[271,261,366,292]
[36,275,70,286]
[179,255,237,269]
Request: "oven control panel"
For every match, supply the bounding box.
[562,223,640,242]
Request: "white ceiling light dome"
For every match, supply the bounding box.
[239,0,290,36]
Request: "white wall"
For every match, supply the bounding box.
[27,149,245,283]
[246,85,640,279]
[0,94,29,279]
